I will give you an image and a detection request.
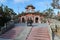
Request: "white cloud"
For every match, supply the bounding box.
[14,0,30,3]
[0,0,6,3]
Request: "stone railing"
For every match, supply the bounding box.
[49,20,60,40]
[48,25,52,40]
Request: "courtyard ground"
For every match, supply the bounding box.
[0,23,51,40]
[0,19,60,40]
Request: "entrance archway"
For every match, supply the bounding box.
[35,17,38,23]
[27,17,33,23]
[22,18,25,23]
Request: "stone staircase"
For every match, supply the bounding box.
[0,27,25,39]
[26,27,50,40]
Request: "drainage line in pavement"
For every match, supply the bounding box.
[25,26,33,40]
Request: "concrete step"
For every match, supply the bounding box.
[0,27,25,39]
[26,27,50,40]
[14,27,32,40]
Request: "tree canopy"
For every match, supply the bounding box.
[0,4,16,26]
[43,8,54,18]
[51,0,60,9]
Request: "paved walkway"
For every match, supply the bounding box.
[0,23,51,40]
[0,26,25,40]
[26,27,50,40]
[14,27,32,40]
[15,23,51,40]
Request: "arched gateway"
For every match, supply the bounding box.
[18,5,46,23]
[22,18,25,23]
[35,17,39,23]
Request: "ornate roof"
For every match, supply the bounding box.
[25,4,35,9]
[18,12,46,17]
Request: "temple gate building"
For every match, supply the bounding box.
[18,5,46,23]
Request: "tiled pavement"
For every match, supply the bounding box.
[14,27,32,40]
[0,26,25,40]
[0,23,51,40]
[26,27,50,40]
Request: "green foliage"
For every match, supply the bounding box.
[51,0,60,9]
[0,4,16,26]
[43,8,54,18]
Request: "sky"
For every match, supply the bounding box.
[0,0,60,15]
